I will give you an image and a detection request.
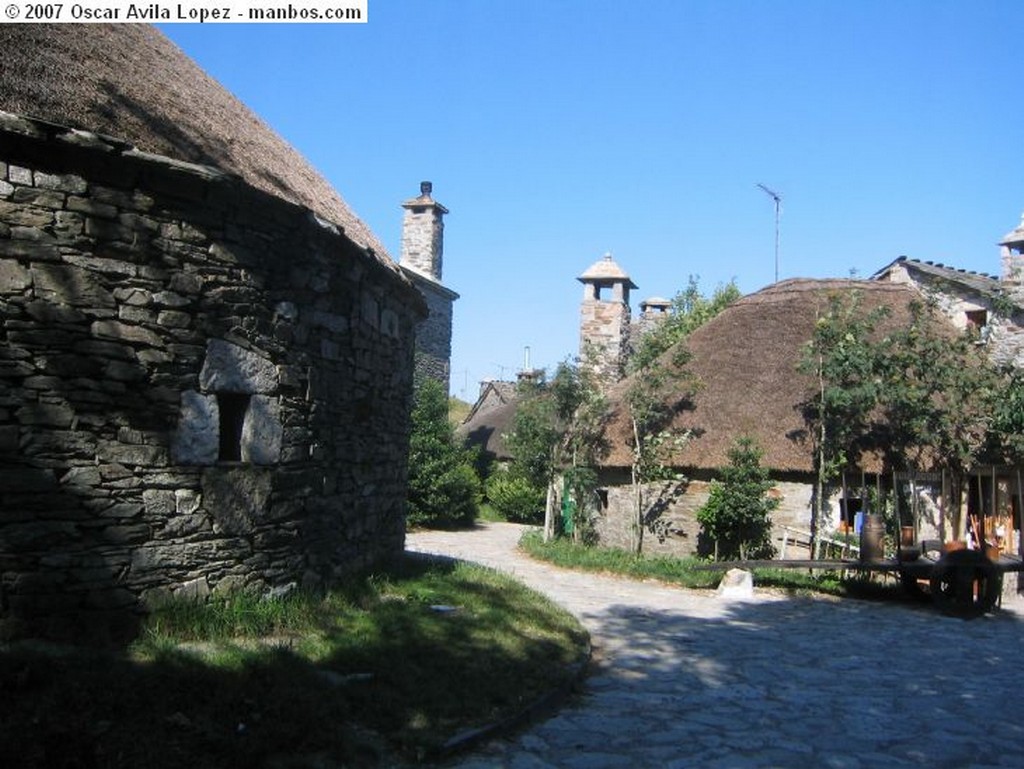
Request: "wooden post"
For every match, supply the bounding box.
[976,468,985,549]
[841,471,848,534]
[1017,467,1024,558]
[940,468,947,543]
[892,470,900,554]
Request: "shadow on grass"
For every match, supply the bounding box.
[0,556,588,769]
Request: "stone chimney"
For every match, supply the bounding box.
[1000,211,1024,302]
[577,252,637,385]
[400,181,448,282]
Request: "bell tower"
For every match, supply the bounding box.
[578,253,636,385]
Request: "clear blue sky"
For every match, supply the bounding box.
[160,0,1023,401]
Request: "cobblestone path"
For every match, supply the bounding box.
[407,522,1024,769]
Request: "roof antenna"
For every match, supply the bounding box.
[757,183,783,283]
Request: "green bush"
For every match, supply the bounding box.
[486,472,546,524]
[407,379,482,529]
[696,436,778,560]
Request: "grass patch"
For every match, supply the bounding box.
[1,556,588,768]
[519,531,905,600]
[519,530,720,589]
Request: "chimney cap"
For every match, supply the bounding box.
[1000,211,1024,247]
[402,182,448,213]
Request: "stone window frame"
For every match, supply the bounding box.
[171,339,283,466]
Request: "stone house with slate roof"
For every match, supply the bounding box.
[0,25,431,642]
[591,214,1024,561]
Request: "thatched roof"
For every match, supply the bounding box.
[458,398,517,462]
[0,24,396,272]
[600,279,955,474]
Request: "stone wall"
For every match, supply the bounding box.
[579,298,630,384]
[0,112,425,643]
[404,271,456,389]
[593,470,826,558]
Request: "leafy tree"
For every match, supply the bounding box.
[986,365,1024,465]
[800,291,1004,548]
[503,359,607,539]
[407,378,481,529]
[799,291,888,557]
[502,376,560,527]
[549,358,608,542]
[621,277,735,555]
[874,299,998,533]
[697,437,779,560]
[630,276,740,371]
[624,349,694,555]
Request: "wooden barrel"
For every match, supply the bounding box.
[859,513,885,561]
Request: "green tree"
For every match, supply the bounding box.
[986,365,1024,465]
[799,291,888,557]
[800,292,1003,548]
[622,277,734,555]
[503,360,607,539]
[696,437,779,560]
[624,349,694,555]
[549,358,608,542]
[499,384,557,526]
[407,378,482,529]
[630,277,740,371]
[874,300,997,533]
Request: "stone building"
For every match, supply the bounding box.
[593,279,960,556]
[0,26,427,642]
[873,219,1024,369]
[398,182,459,391]
[588,213,1024,561]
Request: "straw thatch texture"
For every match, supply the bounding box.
[0,24,395,269]
[600,279,950,474]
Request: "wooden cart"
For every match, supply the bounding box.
[704,546,1024,618]
[865,545,1024,617]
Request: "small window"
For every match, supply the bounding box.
[596,489,609,510]
[217,393,251,461]
[966,309,988,331]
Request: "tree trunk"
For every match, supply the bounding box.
[812,353,826,560]
[543,479,556,542]
[631,416,644,555]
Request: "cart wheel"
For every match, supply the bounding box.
[929,550,1002,618]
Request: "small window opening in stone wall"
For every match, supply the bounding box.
[597,489,609,510]
[217,393,251,461]
[966,309,989,340]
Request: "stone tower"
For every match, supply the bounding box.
[578,253,637,384]
[399,182,459,390]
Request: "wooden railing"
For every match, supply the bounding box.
[778,526,861,560]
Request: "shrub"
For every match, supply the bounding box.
[696,436,778,560]
[407,379,482,528]
[485,472,546,524]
